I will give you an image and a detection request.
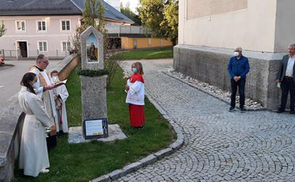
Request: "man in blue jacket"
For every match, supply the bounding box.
[227,47,250,112]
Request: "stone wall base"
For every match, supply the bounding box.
[174,45,285,110]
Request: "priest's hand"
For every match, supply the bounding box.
[125,85,129,91]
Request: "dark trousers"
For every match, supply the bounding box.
[280,77,295,111]
[230,78,246,108]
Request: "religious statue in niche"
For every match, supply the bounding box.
[87,33,98,62]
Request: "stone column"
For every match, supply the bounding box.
[80,26,107,138]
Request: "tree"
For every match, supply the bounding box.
[73,0,105,55]
[163,0,178,45]
[0,24,6,37]
[82,0,105,32]
[138,0,178,45]
[120,2,141,25]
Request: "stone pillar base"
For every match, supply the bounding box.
[81,75,108,136]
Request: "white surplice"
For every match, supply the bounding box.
[18,86,53,177]
[53,84,69,133]
[29,66,58,130]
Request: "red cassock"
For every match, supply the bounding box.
[129,74,145,127]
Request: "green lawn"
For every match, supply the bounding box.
[13,66,175,182]
[119,47,173,60]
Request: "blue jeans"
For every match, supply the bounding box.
[230,78,246,108]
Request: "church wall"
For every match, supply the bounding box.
[274,0,295,52]
[179,0,277,52]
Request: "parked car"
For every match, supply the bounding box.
[0,56,4,65]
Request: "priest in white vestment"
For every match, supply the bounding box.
[18,72,53,177]
[29,54,58,148]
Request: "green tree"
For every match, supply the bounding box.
[73,0,106,55]
[82,0,105,32]
[0,24,6,37]
[120,2,141,25]
[138,0,178,45]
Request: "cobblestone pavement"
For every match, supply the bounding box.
[118,59,295,182]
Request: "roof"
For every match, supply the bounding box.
[0,0,134,24]
[0,0,81,16]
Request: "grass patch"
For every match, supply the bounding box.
[119,47,173,60]
[13,66,175,182]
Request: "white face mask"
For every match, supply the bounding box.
[32,82,39,89]
[234,52,240,57]
[52,76,59,83]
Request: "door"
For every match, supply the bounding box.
[18,42,27,58]
[133,39,137,49]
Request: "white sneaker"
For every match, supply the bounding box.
[40,168,50,173]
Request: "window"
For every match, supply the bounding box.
[38,41,48,52]
[62,41,71,51]
[16,20,26,31]
[61,20,71,31]
[37,20,46,32]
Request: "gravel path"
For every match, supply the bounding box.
[117,59,295,182]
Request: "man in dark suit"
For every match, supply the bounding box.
[276,44,295,114]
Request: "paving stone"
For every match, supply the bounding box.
[122,162,143,175]
[109,169,124,180]
[91,175,111,182]
[139,154,157,167]
[154,148,174,160]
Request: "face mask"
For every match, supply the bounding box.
[132,68,137,73]
[32,82,38,89]
[234,52,240,57]
[52,76,59,83]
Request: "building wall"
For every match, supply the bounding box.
[274,0,295,52]
[179,0,278,52]
[121,37,173,50]
[187,0,247,20]
[0,15,81,58]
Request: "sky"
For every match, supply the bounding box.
[120,0,140,13]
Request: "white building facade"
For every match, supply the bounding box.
[0,16,80,58]
[0,0,133,59]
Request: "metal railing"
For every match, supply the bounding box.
[0,49,70,59]
[105,25,147,35]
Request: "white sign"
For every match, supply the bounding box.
[85,120,104,136]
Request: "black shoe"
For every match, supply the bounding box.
[229,107,234,112]
[134,126,144,129]
[290,110,295,114]
[58,131,64,138]
[277,108,285,113]
[240,107,245,113]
